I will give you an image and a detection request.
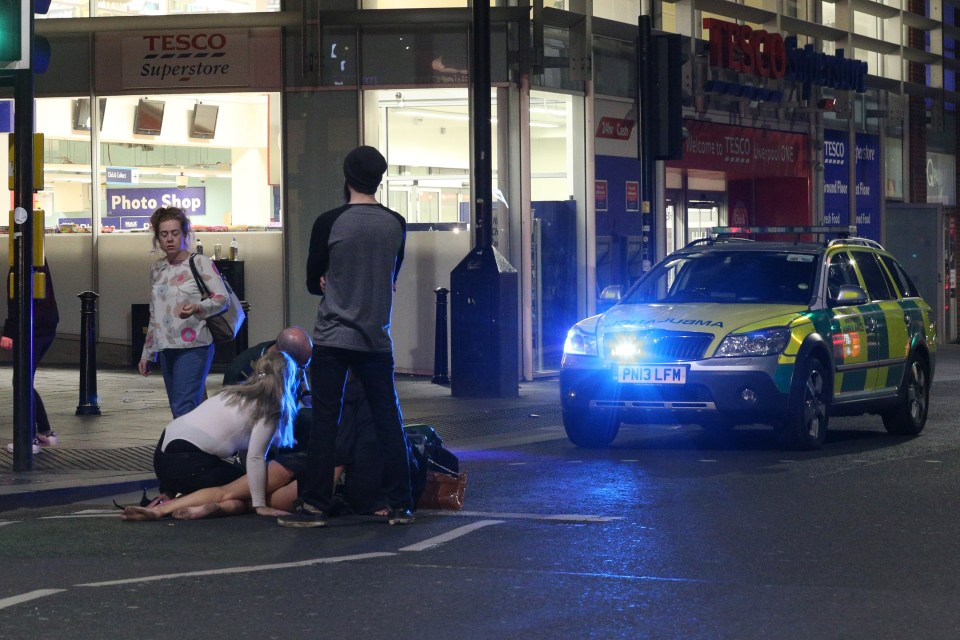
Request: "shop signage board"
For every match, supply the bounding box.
[106,167,137,184]
[595,180,608,212]
[702,18,868,98]
[625,181,640,212]
[106,187,206,218]
[668,119,808,178]
[822,130,881,241]
[121,30,250,90]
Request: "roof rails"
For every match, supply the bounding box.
[827,236,885,250]
[709,225,857,245]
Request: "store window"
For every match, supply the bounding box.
[367,88,485,226]
[44,0,278,19]
[20,92,280,233]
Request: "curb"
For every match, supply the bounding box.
[0,476,159,512]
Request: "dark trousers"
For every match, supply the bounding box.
[153,434,244,497]
[299,345,413,513]
[11,331,55,436]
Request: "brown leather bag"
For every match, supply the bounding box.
[417,470,467,511]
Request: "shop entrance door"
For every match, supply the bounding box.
[686,192,725,243]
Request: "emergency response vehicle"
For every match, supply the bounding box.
[560,227,937,449]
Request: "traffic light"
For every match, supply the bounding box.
[0,0,23,65]
[649,33,685,161]
[0,0,51,71]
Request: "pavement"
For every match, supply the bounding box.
[0,364,562,511]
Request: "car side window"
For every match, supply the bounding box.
[880,255,920,298]
[854,251,897,301]
[827,251,859,299]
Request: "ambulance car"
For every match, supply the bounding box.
[560,228,937,449]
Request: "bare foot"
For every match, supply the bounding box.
[120,506,160,521]
[172,503,222,520]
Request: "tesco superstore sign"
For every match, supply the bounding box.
[121,29,250,89]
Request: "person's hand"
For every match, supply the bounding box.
[0,336,12,351]
[138,359,152,376]
[255,506,290,517]
[178,302,198,319]
[319,275,327,293]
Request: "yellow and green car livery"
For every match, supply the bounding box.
[560,230,936,449]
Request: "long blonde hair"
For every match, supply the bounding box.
[219,350,298,448]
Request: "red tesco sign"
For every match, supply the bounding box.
[702,18,787,80]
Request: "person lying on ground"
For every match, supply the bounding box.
[149,350,299,512]
[123,375,426,521]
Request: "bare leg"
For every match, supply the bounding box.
[122,461,295,521]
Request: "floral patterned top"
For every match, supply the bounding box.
[141,253,230,361]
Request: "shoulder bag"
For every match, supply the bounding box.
[188,253,246,344]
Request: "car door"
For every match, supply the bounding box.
[850,250,908,393]
[826,250,873,395]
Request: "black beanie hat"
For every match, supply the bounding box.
[343,146,387,194]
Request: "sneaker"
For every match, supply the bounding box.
[6,440,41,454]
[35,432,58,447]
[387,508,415,526]
[277,502,328,528]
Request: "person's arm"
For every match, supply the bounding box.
[306,206,348,295]
[245,416,276,509]
[139,264,162,375]
[188,255,230,319]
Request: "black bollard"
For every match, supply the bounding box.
[76,291,101,415]
[432,287,450,385]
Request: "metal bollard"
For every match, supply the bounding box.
[76,291,101,415]
[432,287,450,385]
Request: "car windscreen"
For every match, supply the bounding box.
[622,250,818,305]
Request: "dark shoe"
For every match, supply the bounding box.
[387,508,415,526]
[277,503,328,528]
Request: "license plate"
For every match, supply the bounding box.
[617,365,688,384]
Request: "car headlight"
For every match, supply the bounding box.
[715,327,791,358]
[564,325,598,356]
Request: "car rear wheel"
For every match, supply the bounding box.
[779,356,829,450]
[882,354,929,436]
[562,409,620,448]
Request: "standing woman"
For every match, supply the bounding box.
[138,206,229,417]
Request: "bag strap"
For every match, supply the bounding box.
[188,253,212,298]
[427,458,459,477]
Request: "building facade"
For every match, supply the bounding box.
[1,0,955,382]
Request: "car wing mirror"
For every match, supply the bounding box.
[598,284,624,304]
[831,284,869,307]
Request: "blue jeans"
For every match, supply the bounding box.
[300,345,413,513]
[159,345,214,418]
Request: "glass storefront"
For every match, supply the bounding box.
[7,92,280,233]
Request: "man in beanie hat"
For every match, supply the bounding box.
[279,145,416,528]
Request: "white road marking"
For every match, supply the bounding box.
[76,552,396,587]
[42,514,122,519]
[400,520,504,552]
[433,510,622,523]
[0,521,19,527]
[0,589,67,611]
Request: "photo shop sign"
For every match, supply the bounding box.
[121,30,250,90]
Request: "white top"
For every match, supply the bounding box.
[160,393,276,508]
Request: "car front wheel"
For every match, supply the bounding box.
[882,354,929,436]
[562,409,620,448]
[779,356,829,450]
